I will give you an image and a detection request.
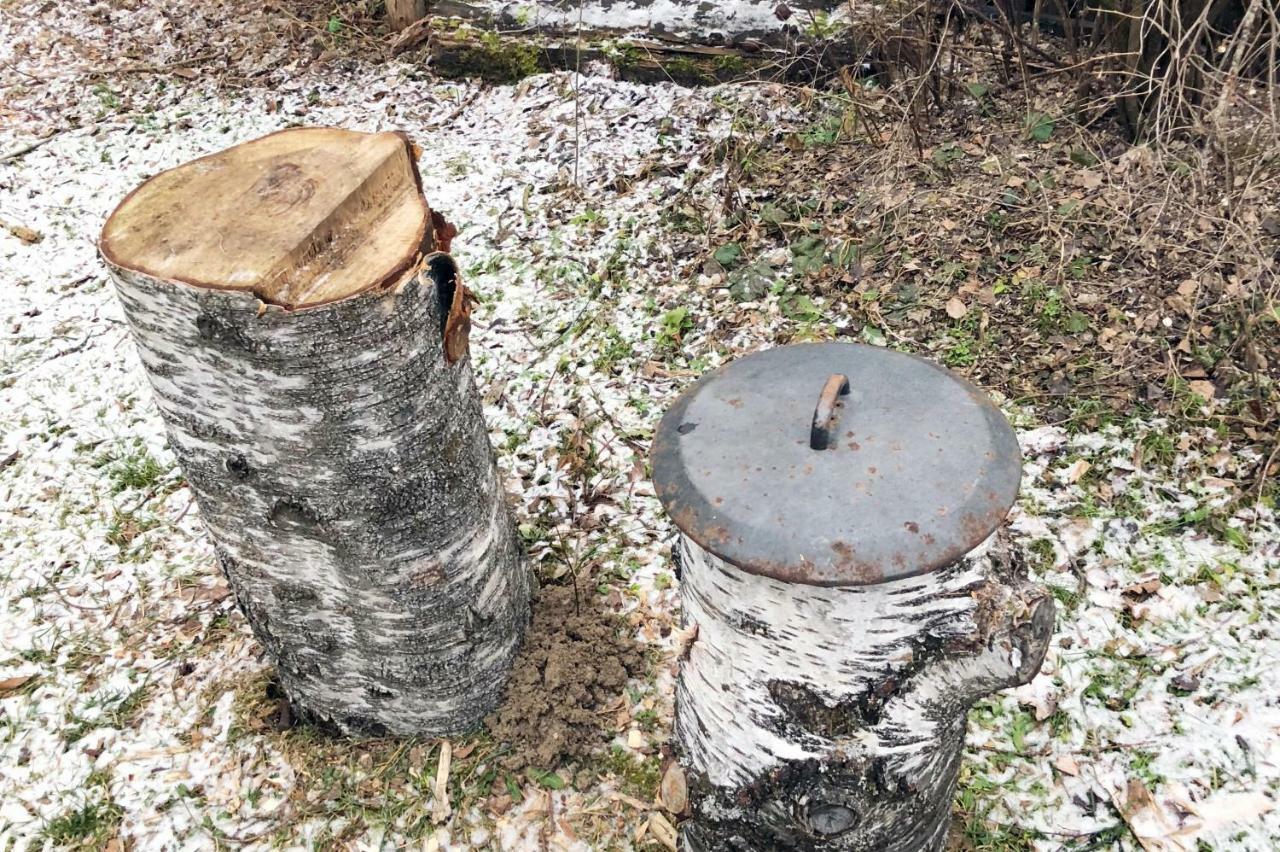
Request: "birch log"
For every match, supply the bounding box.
[676,531,1054,851]
[99,128,530,736]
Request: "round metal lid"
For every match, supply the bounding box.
[651,343,1022,587]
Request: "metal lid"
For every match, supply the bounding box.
[651,343,1021,587]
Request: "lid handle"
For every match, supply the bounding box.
[810,374,851,450]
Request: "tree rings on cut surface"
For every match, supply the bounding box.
[100,127,445,311]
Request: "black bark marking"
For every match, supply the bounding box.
[225,454,252,479]
[268,499,326,536]
[272,582,318,605]
[766,680,881,735]
[195,312,256,351]
[683,751,959,852]
[729,610,772,638]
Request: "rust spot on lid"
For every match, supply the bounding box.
[827,540,885,585]
[904,521,919,534]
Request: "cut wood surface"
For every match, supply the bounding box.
[98,128,531,736]
[100,127,429,310]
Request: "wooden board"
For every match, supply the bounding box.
[100,127,431,310]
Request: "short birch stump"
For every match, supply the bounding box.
[99,128,531,736]
[651,343,1054,851]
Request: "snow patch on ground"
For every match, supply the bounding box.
[2,42,1278,852]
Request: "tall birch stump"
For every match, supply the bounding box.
[652,343,1055,851]
[99,127,531,736]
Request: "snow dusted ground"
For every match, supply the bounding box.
[2,40,1279,852]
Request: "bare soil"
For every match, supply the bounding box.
[485,581,647,773]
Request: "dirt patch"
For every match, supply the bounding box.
[485,581,646,772]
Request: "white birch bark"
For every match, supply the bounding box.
[675,531,1054,851]
[431,0,843,38]
[104,253,531,736]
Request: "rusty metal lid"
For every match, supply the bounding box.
[651,343,1021,587]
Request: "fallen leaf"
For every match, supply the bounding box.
[1075,170,1103,190]
[1188,380,1215,402]
[1064,459,1091,484]
[945,297,968,319]
[190,582,230,604]
[658,762,688,814]
[0,219,41,244]
[1111,777,1186,851]
[0,675,35,692]
[1053,754,1079,776]
[1183,791,1274,837]
[1123,575,1163,597]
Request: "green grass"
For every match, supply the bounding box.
[42,783,122,847]
[1046,582,1083,613]
[64,681,152,744]
[1129,749,1165,788]
[106,447,167,493]
[596,746,661,800]
[1026,538,1057,572]
[104,509,160,559]
[954,766,1043,851]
